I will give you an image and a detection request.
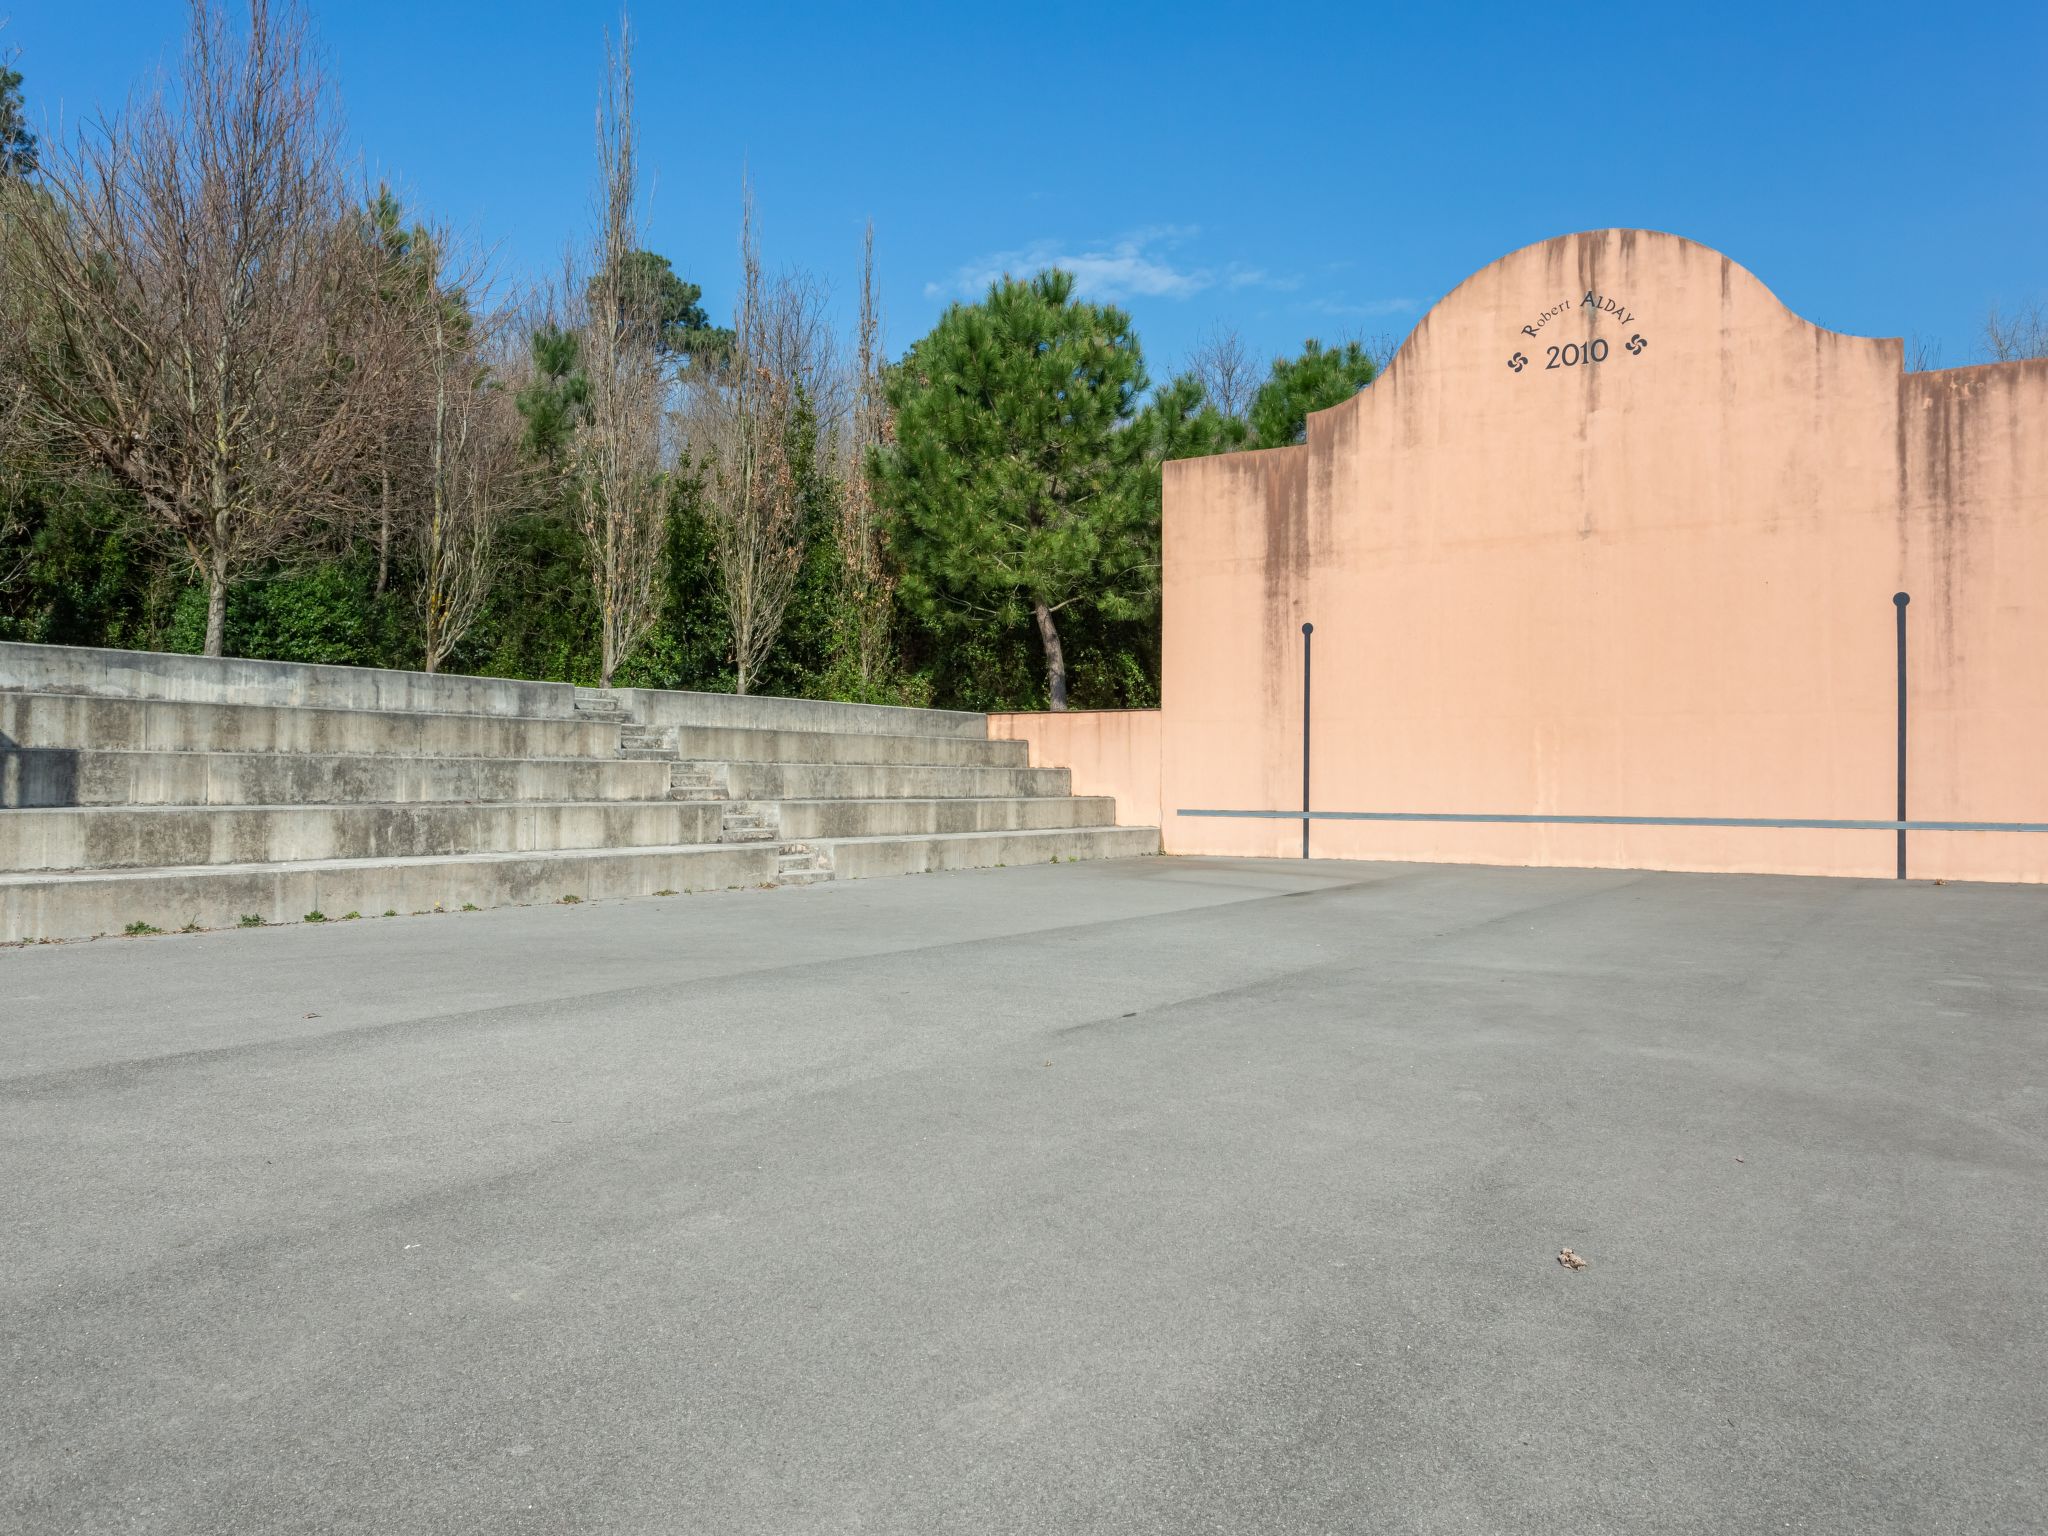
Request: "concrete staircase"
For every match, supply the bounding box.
[0,642,1157,942]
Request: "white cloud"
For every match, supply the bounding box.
[925,226,1294,304]
[1306,296,1423,319]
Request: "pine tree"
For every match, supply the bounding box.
[877,270,1153,711]
[0,57,35,178]
[1247,338,1378,447]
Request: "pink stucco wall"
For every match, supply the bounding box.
[988,710,1161,830]
[995,230,2048,881]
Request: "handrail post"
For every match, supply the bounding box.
[1894,592,1910,879]
[1301,621,1313,860]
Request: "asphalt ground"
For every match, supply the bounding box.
[3,856,2043,1534]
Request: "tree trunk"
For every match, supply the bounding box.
[203,565,228,658]
[1033,600,1068,712]
[374,457,391,597]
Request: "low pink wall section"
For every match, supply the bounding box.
[988,710,1162,831]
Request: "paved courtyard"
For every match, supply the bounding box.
[3,856,2043,1534]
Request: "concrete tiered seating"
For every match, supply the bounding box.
[0,642,1158,941]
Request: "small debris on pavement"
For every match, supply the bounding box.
[1558,1248,1589,1271]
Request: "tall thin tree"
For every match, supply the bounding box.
[838,222,897,693]
[697,183,807,697]
[394,232,521,673]
[572,17,667,688]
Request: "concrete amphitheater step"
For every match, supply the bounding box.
[0,842,788,942]
[772,795,1118,840]
[0,642,994,741]
[819,825,1161,880]
[0,691,621,760]
[618,685,987,741]
[0,800,725,872]
[1,750,670,808]
[0,639,578,719]
[690,761,1073,802]
[668,725,1029,768]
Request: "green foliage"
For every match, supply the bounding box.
[746,391,849,699]
[210,556,407,666]
[516,325,591,466]
[0,60,36,178]
[1247,338,1378,447]
[877,270,1157,707]
[6,199,1299,714]
[0,478,172,648]
[594,249,734,365]
[1139,372,1249,461]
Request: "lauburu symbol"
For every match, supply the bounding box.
[1508,351,1528,373]
[1626,333,1648,355]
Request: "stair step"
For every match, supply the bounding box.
[0,800,727,871]
[770,795,1117,839]
[1,639,578,721]
[0,695,620,762]
[0,821,1157,941]
[818,826,1160,882]
[677,761,1074,801]
[0,842,785,941]
[667,724,1032,768]
[1,750,671,808]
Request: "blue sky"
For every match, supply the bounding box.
[8,1,2046,377]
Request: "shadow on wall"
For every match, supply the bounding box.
[1,733,81,807]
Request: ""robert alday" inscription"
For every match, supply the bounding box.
[1506,291,1649,375]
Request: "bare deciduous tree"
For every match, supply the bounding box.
[0,368,32,597]
[1982,300,2048,363]
[393,234,523,672]
[836,221,897,693]
[572,18,666,688]
[0,0,385,657]
[695,184,808,696]
[1186,322,1258,420]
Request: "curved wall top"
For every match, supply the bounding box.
[1360,227,1883,407]
[1155,227,2048,881]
